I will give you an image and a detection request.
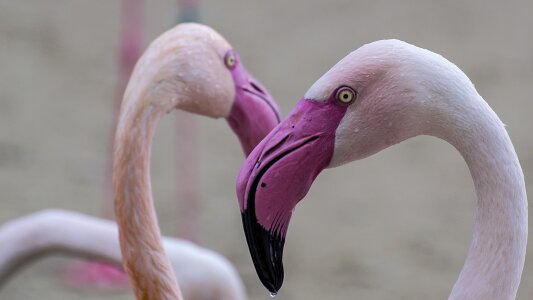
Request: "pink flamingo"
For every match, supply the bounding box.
[0,23,277,299]
[71,0,205,286]
[236,40,527,299]
[0,209,247,300]
[113,23,279,299]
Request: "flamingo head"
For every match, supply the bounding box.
[123,23,280,155]
[236,39,466,293]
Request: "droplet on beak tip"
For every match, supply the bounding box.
[269,291,278,298]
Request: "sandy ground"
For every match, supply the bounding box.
[1,1,532,299]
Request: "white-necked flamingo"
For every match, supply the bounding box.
[113,23,280,300]
[236,40,527,299]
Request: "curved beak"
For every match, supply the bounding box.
[226,65,281,156]
[236,98,348,293]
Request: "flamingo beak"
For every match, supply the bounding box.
[236,98,348,293]
[226,67,281,156]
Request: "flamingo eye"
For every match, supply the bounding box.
[335,87,356,104]
[224,52,236,69]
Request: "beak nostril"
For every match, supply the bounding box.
[250,81,266,94]
[260,135,290,161]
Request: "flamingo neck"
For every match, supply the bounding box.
[433,96,527,300]
[114,101,183,300]
[0,210,123,286]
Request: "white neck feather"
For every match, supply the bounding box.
[428,90,527,299]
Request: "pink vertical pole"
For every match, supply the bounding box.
[175,0,201,243]
[62,0,144,288]
[178,0,201,22]
[102,0,145,219]
[116,0,144,111]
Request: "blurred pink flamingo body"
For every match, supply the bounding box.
[0,209,246,300]
[237,40,527,299]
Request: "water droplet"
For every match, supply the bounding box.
[269,291,278,298]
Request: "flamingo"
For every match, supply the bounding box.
[236,40,527,299]
[0,209,246,300]
[113,22,280,300]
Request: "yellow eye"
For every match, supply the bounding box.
[224,52,236,69]
[336,87,356,104]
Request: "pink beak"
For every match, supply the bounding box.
[236,93,350,293]
[225,51,280,155]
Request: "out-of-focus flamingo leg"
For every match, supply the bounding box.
[62,0,144,289]
[175,0,201,243]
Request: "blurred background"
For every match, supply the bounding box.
[0,0,532,299]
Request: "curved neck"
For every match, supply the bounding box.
[432,96,527,300]
[0,210,123,287]
[114,99,183,300]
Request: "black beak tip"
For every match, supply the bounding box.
[241,209,286,294]
[254,239,285,295]
[265,281,282,296]
[257,259,284,295]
